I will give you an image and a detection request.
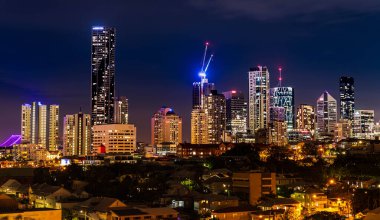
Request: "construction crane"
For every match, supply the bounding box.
[199,42,213,79]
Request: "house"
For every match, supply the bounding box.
[29,183,73,209]
[193,194,239,215]
[75,197,127,220]
[257,197,302,219]
[107,207,178,220]
[0,208,62,220]
[211,205,257,220]
[0,179,22,195]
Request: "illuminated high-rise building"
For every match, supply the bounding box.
[21,104,32,143]
[296,104,315,133]
[31,102,38,144]
[48,105,59,151]
[316,91,337,135]
[353,110,374,139]
[91,26,116,125]
[249,66,270,132]
[206,90,226,144]
[114,96,128,124]
[21,102,60,150]
[223,90,247,135]
[63,112,91,156]
[270,87,294,130]
[335,119,352,142]
[38,104,47,148]
[339,76,355,121]
[191,109,208,144]
[151,107,182,146]
[269,107,287,146]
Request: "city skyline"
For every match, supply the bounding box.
[1,1,380,143]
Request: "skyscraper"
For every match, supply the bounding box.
[223,90,247,135]
[63,112,91,156]
[114,96,128,124]
[269,107,287,146]
[151,107,182,146]
[38,104,47,148]
[92,124,136,154]
[192,79,215,109]
[296,104,316,133]
[270,87,295,130]
[21,104,32,143]
[206,90,226,144]
[353,110,374,139]
[31,102,38,144]
[316,91,337,135]
[191,109,208,144]
[339,76,355,121]
[48,105,59,151]
[248,66,270,132]
[91,26,116,125]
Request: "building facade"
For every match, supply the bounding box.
[91,26,116,125]
[339,76,355,121]
[353,110,374,139]
[114,96,128,124]
[191,109,208,144]
[296,104,316,134]
[48,105,59,151]
[223,90,247,135]
[151,107,182,146]
[316,91,337,136]
[269,107,287,146]
[248,66,270,132]
[92,124,136,154]
[63,113,91,156]
[38,104,47,148]
[21,104,32,143]
[206,90,226,144]
[270,87,295,130]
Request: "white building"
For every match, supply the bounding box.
[92,124,136,154]
[353,110,374,139]
[316,91,337,136]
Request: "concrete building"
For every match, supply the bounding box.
[340,76,355,121]
[92,124,136,154]
[206,90,226,144]
[223,90,247,135]
[114,96,128,124]
[63,112,91,156]
[335,119,352,142]
[316,91,337,136]
[248,66,270,132]
[48,105,59,151]
[151,107,182,146]
[232,171,276,205]
[296,104,315,134]
[191,109,209,144]
[21,104,32,143]
[270,87,295,130]
[353,110,374,139]
[269,107,287,146]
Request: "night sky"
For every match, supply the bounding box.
[1,0,380,143]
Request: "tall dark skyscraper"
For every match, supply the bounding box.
[339,76,355,121]
[222,90,247,135]
[91,26,116,125]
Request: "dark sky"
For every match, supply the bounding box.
[1,0,380,143]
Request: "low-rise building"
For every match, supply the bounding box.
[108,207,178,220]
[232,171,276,205]
[193,194,239,215]
[177,143,232,158]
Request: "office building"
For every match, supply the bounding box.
[21,104,32,143]
[353,110,374,139]
[270,87,295,130]
[48,105,59,151]
[316,91,337,135]
[248,66,270,132]
[269,107,287,146]
[335,119,352,142]
[206,90,226,144]
[91,26,116,125]
[191,109,209,144]
[340,76,355,121]
[151,107,182,146]
[63,112,91,156]
[92,124,136,154]
[296,104,316,134]
[114,96,128,124]
[223,90,247,135]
